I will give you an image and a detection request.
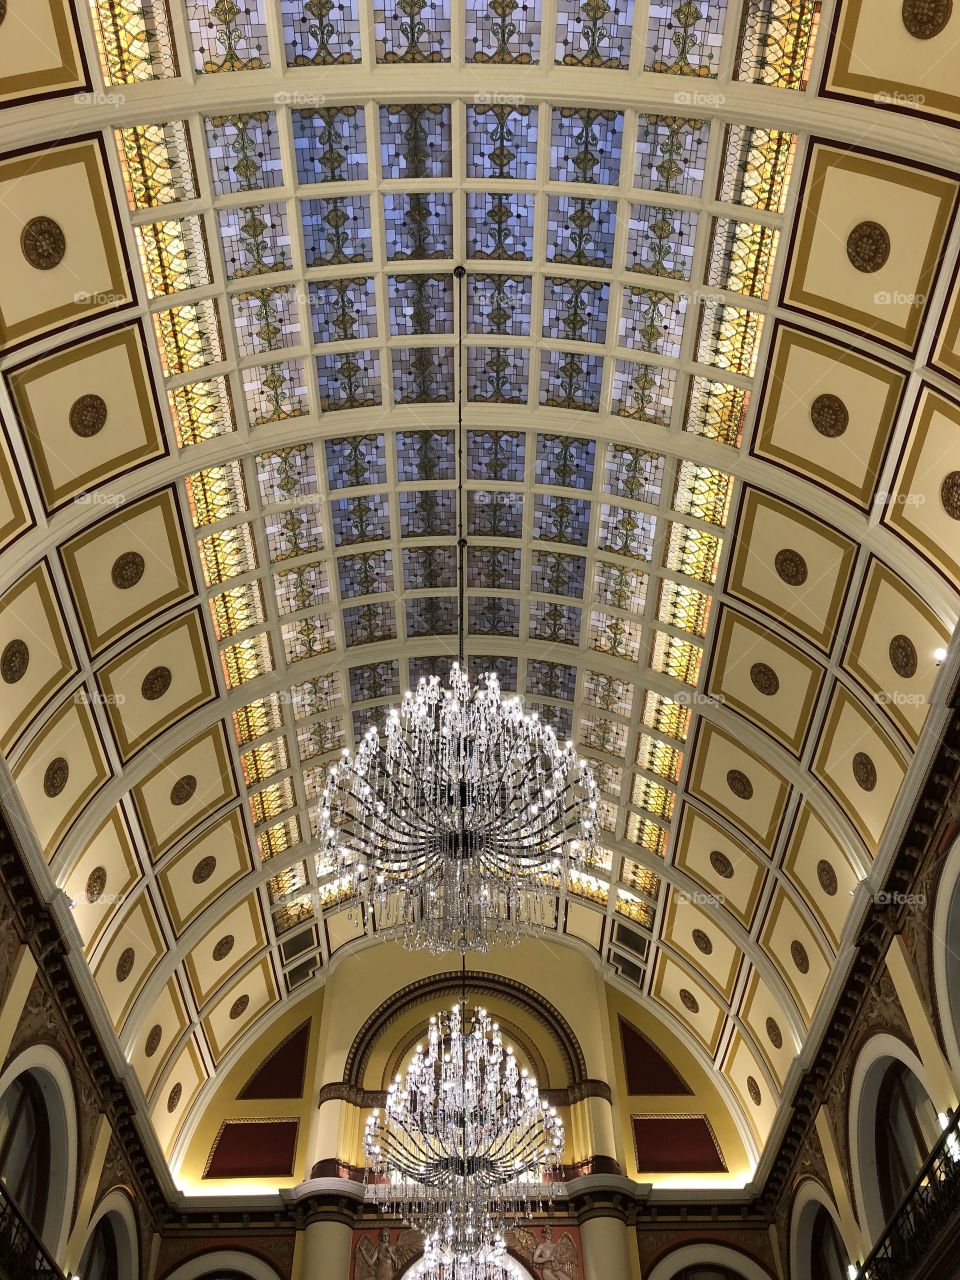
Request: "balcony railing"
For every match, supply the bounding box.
[856,1110,960,1280]
[0,1180,65,1280]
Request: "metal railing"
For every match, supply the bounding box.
[856,1110,960,1280]
[0,1180,65,1280]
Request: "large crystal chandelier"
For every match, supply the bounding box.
[317,663,599,952]
[364,996,563,1243]
[419,1228,510,1280]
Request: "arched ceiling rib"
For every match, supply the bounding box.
[0,0,959,1190]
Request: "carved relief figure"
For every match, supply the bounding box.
[511,1225,580,1280]
[355,1227,421,1280]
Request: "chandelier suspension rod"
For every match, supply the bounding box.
[455,263,467,670]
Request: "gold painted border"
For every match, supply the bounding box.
[673,804,765,930]
[202,1115,300,1180]
[97,610,216,760]
[183,894,268,1010]
[202,956,279,1064]
[60,487,193,656]
[842,557,949,746]
[727,487,857,652]
[706,607,824,757]
[0,423,31,552]
[137,977,190,1100]
[0,0,86,101]
[650,954,724,1057]
[9,325,164,512]
[687,721,790,853]
[752,326,904,509]
[812,684,907,855]
[12,694,110,855]
[720,1031,772,1146]
[0,561,76,753]
[783,146,957,350]
[132,723,236,858]
[883,387,960,586]
[158,807,250,935]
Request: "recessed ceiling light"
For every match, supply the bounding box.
[934,647,948,663]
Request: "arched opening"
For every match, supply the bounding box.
[162,1252,284,1280]
[873,1059,940,1224]
[0,1073,51,1238]
[790,1181,853,1280]
[808,1205,851,1280]
[78,1216,120,1280]
[934,835,960,1079]
[674,1269,749,1279]
[0,1048,76,1259]
[646,1244,775,1280]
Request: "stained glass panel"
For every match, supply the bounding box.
[556,0,633,66]
[116,121,195,209]
[550,107,623,185]
[281,0,362,64]
[205,112,283,194]
[466,106,539,177]
[186,0,270,72]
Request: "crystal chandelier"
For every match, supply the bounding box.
[363,996,563,1242]
[315,267,599,953]
[419,1227,510,1280]
[317,663,599,952]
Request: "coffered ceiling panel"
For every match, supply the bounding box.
[62,807,140,957]
[671,806,766,929]
[157,808,252,936]
[782,803,860,952]
[93,889,166,1032]
[97,609,216,758]
[727,488,858,650]
[202,955,279,1065]
[183,893,268,1009]
[662,889,742,1002]
[753,324,904,509]
[0,561,76,752]
[843,557,950,745]
[884,387,960,586]
[722,1030,777,1145]
[823,0,960,124]
[651,954,726,1058]
[687,722,790,853]
[0,136,132,349]
[60,487,194,655]
[0,0,88,107]
[131,722,237,858]
[739,968,799,1088]
[813,684,909,853]
[706,606,824,755]
[759,884,833,1024]
[129,977,191,1100]
[151,1035,207,1157]
[782,143,957,351]
[7,322,164,512]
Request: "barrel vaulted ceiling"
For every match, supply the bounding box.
[0,0,959,1192]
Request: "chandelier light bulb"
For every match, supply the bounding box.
[316,664,600,953]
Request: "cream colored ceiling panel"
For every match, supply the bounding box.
[0,137,132,349]
[687,722,790,854]
[0,562,75,753]
[662,888,742,1002]
[782,804,860,952]
[753,325,904,509]
[727,488,857,651]
[564,899,604,951]
[843,557,949,746]
[650,954,725,1056]
[93,889,166,1032]
[824,0,960,125]
[202,955,279,1064]
[61,487,194,656]
[150,1035,207,1157]
[759,885,833,1026]
[184,893,268,1009]
[62,807,140,958]
[326,905,366,954]
[782,144,957,351]
[130,977,190,1100]
[8,324,165,514]
[933,266,960,383]
[706,607,824,756]
[812,684,908,855]
[11,693,109,856]
[722,1031,777,1145]
[0,0,87,106]
[739,969,798,1089]
[672,805,766,929]
[131,723,236,859]
[157,808,252,935]
[97,610,216,759]
[883,387,960,588]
